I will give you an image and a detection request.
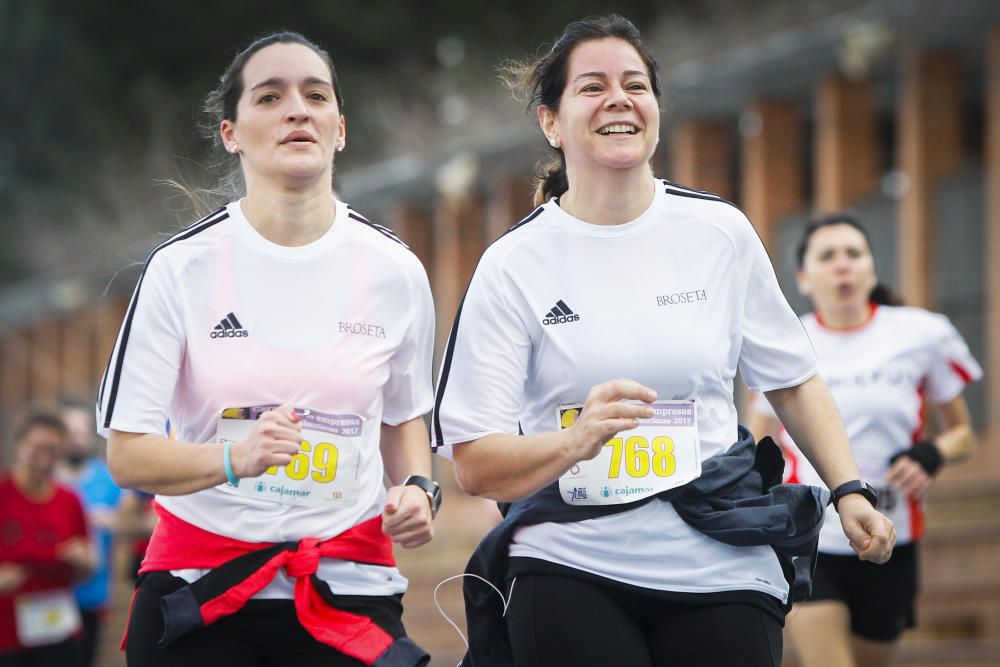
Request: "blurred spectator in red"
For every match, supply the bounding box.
[1,411,94,665]
[55,401,122,667]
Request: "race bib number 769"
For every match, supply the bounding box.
[217,406,369,508]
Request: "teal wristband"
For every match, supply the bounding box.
[223,441,238,486]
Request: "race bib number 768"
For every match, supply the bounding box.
[557,400,702,506]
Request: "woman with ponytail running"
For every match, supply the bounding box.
[750,214,981,667]
[432,15,895,667]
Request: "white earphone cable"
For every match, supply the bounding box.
[432,573,517,651]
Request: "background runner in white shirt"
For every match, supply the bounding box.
[97,32,436,667]
[432,15,894,667]
[749,214,981,667]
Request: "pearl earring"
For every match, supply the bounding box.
[230,144,240,154]
[548,137,559,148]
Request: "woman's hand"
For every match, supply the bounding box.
[381,485,434,548]
[230,404,303,479]
[837,495,895,563]
[565,379,657,463]
[0,563,27,595]
[450,379,656,501]
[886,456,934,501]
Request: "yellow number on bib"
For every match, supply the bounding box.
[651,436,676,477]
[311,442,338,483]
[625,436,651,477]
[604,435,678,479]
[604,437,624,478]
[285,440,312,481]
[262,439,340,482]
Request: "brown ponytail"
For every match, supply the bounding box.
[533,155,569,206]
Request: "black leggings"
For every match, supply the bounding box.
[0,640,82,667]
[126,571,411,667]
[505,574,783,667]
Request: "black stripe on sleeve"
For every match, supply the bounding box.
[661,178,724,199]
[347,210,410,249]
[431,297,468,453]
[662,179,741,212]
[100,208,229,429]
[98,207,228,406]
[432,205,545,452]
[502,205,544,236]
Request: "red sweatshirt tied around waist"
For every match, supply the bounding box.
[127,501,428,667]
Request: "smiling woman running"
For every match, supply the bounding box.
[431,15,894,667]
[97,32,437,667]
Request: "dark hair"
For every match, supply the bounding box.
[500,14,662,206]
[796,213,901,306]
[14,411,66,444]
[195,32,344,207]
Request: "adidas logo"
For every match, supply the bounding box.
[210,312,249,339]
[542,300,580,326]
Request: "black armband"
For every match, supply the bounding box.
[889,440,943,476]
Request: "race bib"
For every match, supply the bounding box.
[15,590,82,647]
[217,406,371,508]
[557,400,702,506]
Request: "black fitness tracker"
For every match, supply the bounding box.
[831,479,879,511]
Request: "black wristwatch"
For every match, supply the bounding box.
[831,480,878,511]
[403,475,442,518]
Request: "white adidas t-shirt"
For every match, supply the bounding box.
[432,179,818,603]
[97,199,434,596]
[751,306,981,554]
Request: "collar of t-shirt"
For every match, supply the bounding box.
[229,198,348,261]
[547,177,666,238]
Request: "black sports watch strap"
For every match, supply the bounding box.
[889,440,943,476]
[403,475,442,518]
[831,480,878,511]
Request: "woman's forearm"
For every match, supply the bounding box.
[936,424,976,462]
[108,430,228,495]
[764,374,861,490]
[931,396,977,463]
[380,418,433,485]
[746,412,780,443]
[452,430,579,502]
